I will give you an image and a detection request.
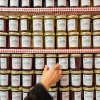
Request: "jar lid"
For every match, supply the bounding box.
[0,70,10,74]
[35,71,43,74]
[93,32,100,35]
[59,87,69,91]
[22,71,33,74]
[49,88,57,91]
[62,71,69,74]
[56,15,66,19]
[68,32,79,35]
[67,15,78,19]
[56,32,67,36]
[21,32,31,35]
[0,15,8,19]
[71,87,82,91]
[83,87,94,91]
[12,54,22,57]
[0,54,10,57]
[32,15,43,19]
[58,54,69,57]
[93,15,100,19]
[32,32,43,35]
[95,54,100,57]
[70,54,81,57]
[95,70,100,73]
[11,70,21,74]
[83,70,93,74]
[11,87,22,91]
[22,54,34,57]
[95,86,100,90]
[21,15,31,19]
[9,32,20,35]
[83,54,93,57]
[9,15,19,19]
[22,88,30,92]
[80,15,91,18]
[44,15,55,19]
[46,54,57,57]
[35,54,45,57]
[0,32,8,35]
[0,86,10,90]
[45,32,55,35]
[70,70,81,74]
[81,32,91,35]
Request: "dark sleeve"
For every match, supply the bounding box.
[24,83,53,100]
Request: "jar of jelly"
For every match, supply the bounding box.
[35,54,45,70]
[58,54,69,70]
[57,0,68,7]
[32,15,43,32]
[81,32,92,48]
[56,15,67,32]
[68,32,79,48]
[11,54,22,70]
[95,54,100,70]
[32,32,43,49]
[21,32,32,48]
[11,70,21,88]
[95,70,100,86]
[45,32,55,49]
[70,70,81,87]
[80,15,91,32]
[83,70,94,87]
[10,0,19,7]
[0,54,10,70]
[67,15,79,32]
[81,0,91,7]
[0,0,8,7]
[22,54,34,70]
[0,16,8,32]
[70,54,81,70]
[82,54,93,70]
[21,0,31,7]
[83,87,94,100]
[9,16,19,32]
[93,32,100,48]
[93,0,100,7]
[45,0,55,7]
[95,86,100,100]
[56,32,67,49]
[35,71,42,84]
[44,15,55,32]
[33,0,43,7]
[69,0,79,7]
[20,15,31,32]
[71,87,82,100]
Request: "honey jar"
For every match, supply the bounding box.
[69,0,79,7]
[93,0,100,7]
[80,0,91,7]
[33,0,43,7]
[35,71,42,84]
[81,32,92,48]
[56,32,67,49]
[32,32,43,49]
[67,15,79,32]
[21,0,31,7]
[95,54,100,70]
[57,0,68,7]
[80,15,91,32]
[95,86,100,100]
[45,0,55,7]
[10,0,19,7]
[95,70,100,86]
[0,0,8,7]
[21,32,32,48]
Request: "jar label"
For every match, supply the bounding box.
[0,36,6,47]
[49,92,57,100]
[93,36,100,47]
[62,92,69,100]
[46,0,54,7]
[23,92,28,100]
[75,92,81,100]
[22,0,30,6]
[95,58,100,68]
[0,20,4,31]
[84,91,93,100]
[10,0,19,6]
[82,36,91,47]
[35,58,44,69]
[57,19,66,31]
[96,91,100,100]
[12,92,21,100]
[93,19,100,31]
[21,19,28,31]
[96,74,100,85]
[0,91,9,100]
[9,20,18,31]
[34,0,42,6]
[47,58,56,68]
[59,58,68,69]
[70,57,75,69]
[81,0,90,6]
[94,0,100,6]
[1,58,7,69]
[58,0,67,6]
[36,75,42,84]
[70,0,79,6]
[1,75,8,86]
[0,0,8,6]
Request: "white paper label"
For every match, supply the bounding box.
[1,58,7,69]
[21,19,27,31]
[95,58,100,68]
[81,0,90,6]
[0,0,8,6]
[93,36,100,47]
[49,92,57,100]
[23,92,28,100]
[0,36,6,47]
[9,20,18,31]
[80,19,90,30]
[83,58,93,69]
[57,19,66,31]
[96,74,100,85]
[70,58,75,69]
[62,92,69,100]
[1,75,8,86]
[75,92,81,100]
[10,0,19,6]
[96,91,100,100]
[36,75,42,84]
[84,91,93,100]
[93,19,100,31]
[12,92,21,100]
[22,0,30,6]
[46,0,54,7]
[47,58,56,68]
[70,0,79,6]
[82,36,91,47]
[58,0,67,6]
[0,91,9,100]
[0,20,4,31]
[34,0,42,6]
[94,0,100,6]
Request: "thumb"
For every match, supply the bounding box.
[43,65,49,74]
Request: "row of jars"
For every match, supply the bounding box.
[0,0,100,7]
[0,15,100,33]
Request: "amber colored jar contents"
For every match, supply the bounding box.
[32,32,43,49]
[81,32,92,48]
[57,0,68,7]
[93,0,100,7]
[21,0,31,7]
[21,32,32,48]
[80,0,91,7]
[83,70,94,87]
[45,0,55,7]
[10,0,19,7]
[95,54,100,70]
[69,0,79,7]
[71,87,82,100]
[33,0,43,7]
[95,86,100,100]
[35,71,42,84]
[0,0,8,7]
[95,70,100,86]
[70,54,81,70]
[82,54,93,70]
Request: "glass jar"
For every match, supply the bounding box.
[81,32,92,48]
[10,0,19,7]
[57,0,68,7]
[83,70,94,87]
[22,54,34,70]
[93,32,100,48]
[32,32,43,49]
[21,32,32,48]
[82,54,93,70]
[9,16,19,32]
[95,54,100,70]
[45,0,55,7]
[68,32,79,48]
[93,0,100,7]
[11,70,21,88]
[70,54,81,70]
[95,70,100,86]
[71,87,82,100]
[35,71,42,84]
[81,0,91,7]
[44,15,55,32]
[20,15,31,32]
[33,0,43,7]
[95,86,100,100]
[21,0,31,7]
[32,15,43,32]
[56,32,67,49]
[80,15,91,32]
[56,15,67,32]
[67,15,79,32]
[83,87,94,100]
[70,70,81,87]
[45,32,55,49]
[69,0,79,7]
[58,54,69,70]
[0,0,8,7]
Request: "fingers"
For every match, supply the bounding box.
[43,65,49,74]
[53,63,61,70]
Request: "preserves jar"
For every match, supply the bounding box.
[95,70,100,86]
[80,15,91,31]
[20,15,31,32]
[35,54,45,70]
[56,32,67,49]
[44,15,55,32]
[70,70,81,87]
[21,0,31,7]
[81,32,92,48]
[93,0,100,7]
[95,86,100,100]
[58,54,69,70]
[11,54,22,70]
[10,0,19,7]
[35,71,42,84]
[57,0,68,7]
[45,32,55,49]
[71,87,82,100]
[81,0,91,7]
[0,0,8,7]
[70,54,81,70]
[69,0,79,7]
[67,15,79,32]
[82,54,93,70]
[45,0,55,7]
[33,0,43,7]
[95,54,100,69]
[32,32,43,49]
[93,32,100,48]
[83,87,94,100]
[21,32,32,48]
[56,15,67,32]
[68,32,79,48]
[83,70,94,87]
[9,16,19,32]
[32,15,43,32]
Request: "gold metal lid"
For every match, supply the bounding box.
[9,15,19,19]
[35,54,45,57]
[95,86,100,90]
[80,15,91,18]
[67,15,78,19]
[93,32,100,35]
[0,54,10,57]
[9,32,20,35]
[56,32,67,36]
[22,88,30,92]
[70,54,81,57]
[22,54,34,57]
[83,54,93,57]
[0,70,10,74]
[0,15,8,19]
[35,71,43,74]
[62,71,69,74]
[71,87,82,91]
[70,70,81,74]
[0,32,8,35]
[93,15,100,19]
[68,32,79,35]
[32,32,43,35]
[11,70,21,74]
[56,15,66,19]
[83,87,94,91]
[44,15,55,19]
[81,32,91,35]
[0,86,10,90]
[59,87,69,91]
[11,87,22,91]
[12,54,22,57]
[32,15,43,19]
[49,88,57,91]
[94,70,100,73]
[58,54,69,57]
[95,54,100,57]
[22,71,33,74]
[21,15,31,19]
[45,32,55,35]
[46,54,57,57]
[83,70,93,74]
[21,32,31,35]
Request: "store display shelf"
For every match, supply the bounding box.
[0,49,100,54]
